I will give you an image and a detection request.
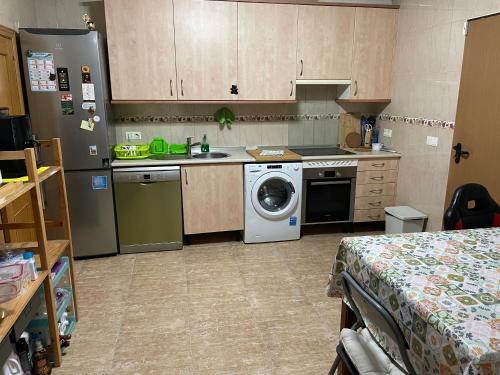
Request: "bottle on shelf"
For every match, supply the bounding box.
[32,335,51,375]
[15,337,32,375]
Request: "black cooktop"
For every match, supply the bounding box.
[289,147,355,157]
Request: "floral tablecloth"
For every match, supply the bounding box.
[326,228,500,375]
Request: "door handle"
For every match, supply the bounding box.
[370,176,384,181]
[453,142,470,164]
[290,80,294,97]
[369,189,383,194]
[368,201,382,207]
[311,181,350,186]
[353,80,358,97]
[170,79,173,97]
[371,163,385,168]
[368,214,381,220]
[184,169,188,185]
[300,59,304,77]
[181,79,184,97]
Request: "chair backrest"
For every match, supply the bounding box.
[340,271,416,375]
[443,183,500,230]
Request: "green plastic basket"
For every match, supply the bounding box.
[170,143,187,155]
[114,144,149,159]
[149,138,169,155]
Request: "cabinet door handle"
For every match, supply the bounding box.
[368,201,382,207]
[370,176,384,181]
[290,80,294,97]
[300,59,304,77]
[368,214,381,220]
[369,189,383,194]
[184,169,188,185]
[372,163,385,168]
[353,80,358,96]
[170,79,173,97]
[181,79,184,96]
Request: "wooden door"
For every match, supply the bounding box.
[181,164,243,234]
[350,8,397,100]
[0,25,24,115]
[174,0,237,101]
[104,0,177,100]
[297,6,355,80]
[445,15,500,206]
[238,3,298,100]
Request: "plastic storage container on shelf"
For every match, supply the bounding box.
[0,264,28,302]
[114,144,149,159]
[384,206,428,234]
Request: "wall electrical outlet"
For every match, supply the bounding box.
[383,128,392,138]
[426,136,439,147]
[126,131,142,141]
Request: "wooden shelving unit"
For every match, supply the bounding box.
[0,138,78,367]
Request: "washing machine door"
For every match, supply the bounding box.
[251,171,298,220]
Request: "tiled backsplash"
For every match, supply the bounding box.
[112,86,342,147]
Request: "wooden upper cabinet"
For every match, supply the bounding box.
[0,25,25,115]
[104,0,177,100]
[174,0,237,101]
[297,6,355,80]
[238,3,298,100]
[350,8,398,100]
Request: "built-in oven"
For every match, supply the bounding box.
[301,160,357,224]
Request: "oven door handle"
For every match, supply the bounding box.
[310,181,351,186]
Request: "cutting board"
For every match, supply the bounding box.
[247,149,302,162]
[339,113,362,148]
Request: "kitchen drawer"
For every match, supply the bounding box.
[356,183,396,197]
[354,208,385,222]
[355,195,395,210]
[357,159,398,172]
[357,170,397,184]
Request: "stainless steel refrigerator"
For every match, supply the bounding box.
[19,28,117,258]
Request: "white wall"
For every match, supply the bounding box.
[379,0,500,231]
[0,0,37,30]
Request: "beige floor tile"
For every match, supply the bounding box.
[53,232,373,375]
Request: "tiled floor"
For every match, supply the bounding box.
[54,233,349,375]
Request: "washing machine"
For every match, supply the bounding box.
[244,162,302,243]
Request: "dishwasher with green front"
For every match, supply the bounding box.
[113,166,183,253]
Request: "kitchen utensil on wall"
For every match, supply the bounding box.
[339,113,361,148]
[346,132,362,148]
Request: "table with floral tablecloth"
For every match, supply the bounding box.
[326,228,499,375]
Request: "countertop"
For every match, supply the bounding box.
[111,147,254,168]
[111,146,400,168]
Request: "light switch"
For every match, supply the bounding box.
[426,136,439,147]
[383,128,392,138]
[126,131,142,141]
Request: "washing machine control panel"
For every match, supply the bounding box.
[303,160,358,169]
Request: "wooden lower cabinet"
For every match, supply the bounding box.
[354,158,399,223]
[181,164,244,235]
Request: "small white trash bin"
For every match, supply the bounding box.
[384,206,427,234]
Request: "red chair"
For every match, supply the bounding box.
[443,183,500,230]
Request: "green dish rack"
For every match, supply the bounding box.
[170,143,187,155]
[114,144,149,159]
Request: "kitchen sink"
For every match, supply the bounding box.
[192,152,230,159]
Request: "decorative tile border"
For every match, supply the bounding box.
[379,114,455,129]
[117,113,341,123]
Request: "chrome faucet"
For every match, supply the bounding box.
[186,136,201,157]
